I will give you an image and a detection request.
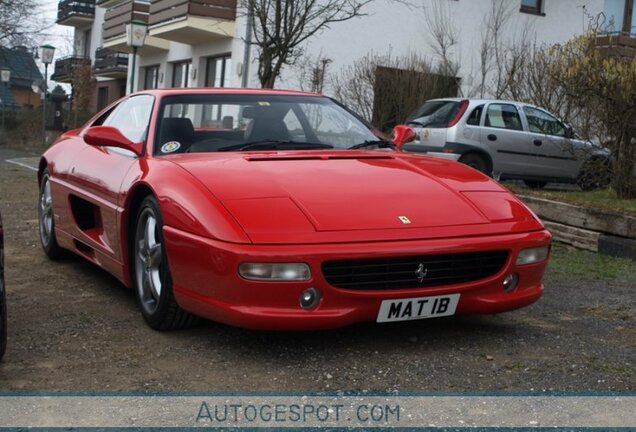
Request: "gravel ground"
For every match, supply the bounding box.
[0,152,633,392]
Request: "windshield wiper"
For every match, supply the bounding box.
[348,140,396,150]
[218,140,334,152]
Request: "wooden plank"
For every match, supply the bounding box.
[543,220,599,252]
[519,195,636,239]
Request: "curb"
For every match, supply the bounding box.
[518,195,636,260]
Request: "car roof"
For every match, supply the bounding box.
[426,97,538,108]
[133,87,324,97]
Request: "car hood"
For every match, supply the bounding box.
[166,152,543,243]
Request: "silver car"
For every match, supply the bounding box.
[402,98,610,189]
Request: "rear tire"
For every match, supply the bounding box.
[133,195,199,330]
[38,169,66,260]
[523,180,547,189]
[459,153,490,176]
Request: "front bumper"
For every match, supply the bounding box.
[163,227,551,330]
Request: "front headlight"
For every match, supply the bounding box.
[516,246,550,265]
[238,263,311,281]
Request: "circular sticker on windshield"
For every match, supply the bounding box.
[161,141,181,153]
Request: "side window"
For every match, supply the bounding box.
[103,95,154,142]
[485,104,523,131]
[523,106,567,137]
[466,105,484,126]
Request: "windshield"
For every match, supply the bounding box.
[406,100,460,128]
[154,94,379,155]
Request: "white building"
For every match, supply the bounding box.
[54,0,636,112]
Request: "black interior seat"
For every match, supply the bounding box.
[158,117,196,153]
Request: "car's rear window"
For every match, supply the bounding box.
[406,100,460,128]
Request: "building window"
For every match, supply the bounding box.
[97,86,109,111]
[172,61,191,88]
[520,0,543,15]
[205,55,231,88]
[143,65,159,90]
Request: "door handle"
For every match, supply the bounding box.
[533,139,542,146]
[487,134,497,141]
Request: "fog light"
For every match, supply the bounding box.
[503,273,519,292]
[516,246,550,265]
[299,287,321,309]
[239,263,311,281]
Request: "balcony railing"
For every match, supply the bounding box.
[595,33,636,59]
[103,0,150,41]
[148,0,236,44]
[149,0,236,26]
[51,56,92,83]
[57,0,95,26]
[94,47,129,78]
[97,0,127,8]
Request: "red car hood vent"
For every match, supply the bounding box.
[244,154,393,162]
[173,154,498,236]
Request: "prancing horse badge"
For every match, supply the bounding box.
[398,216,411,224]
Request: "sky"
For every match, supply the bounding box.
[40,1,74,91]
[42,1,75,59]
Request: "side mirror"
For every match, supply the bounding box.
[83,126,143,156]
[392,125,417,148]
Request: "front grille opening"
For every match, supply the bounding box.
[322,250,509,290]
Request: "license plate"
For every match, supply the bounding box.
[376,294,460,323]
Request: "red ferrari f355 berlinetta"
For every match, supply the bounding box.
[38,88,551,330]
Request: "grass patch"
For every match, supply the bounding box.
[504,183,636,217]
[546,243,636,283]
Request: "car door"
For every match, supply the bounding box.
[521,106,583,180]
[480,102,533,177]
[65,95,154,264]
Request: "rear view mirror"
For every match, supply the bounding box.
[84,126,143,156]
[392,125,416,147]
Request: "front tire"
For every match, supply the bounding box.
[38,169,65,260]
[133,195,198,330]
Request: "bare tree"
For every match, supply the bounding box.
[70,64,96,127]
[473,0,516,97]
[332,52,458,131]
[292,53,332,92]
[0,0,49,47]
[422,0,460,83]
[241,0,373,88]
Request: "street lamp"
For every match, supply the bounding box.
[1,67,10,133]
[40,44,55,146]
[126,20,147,94]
